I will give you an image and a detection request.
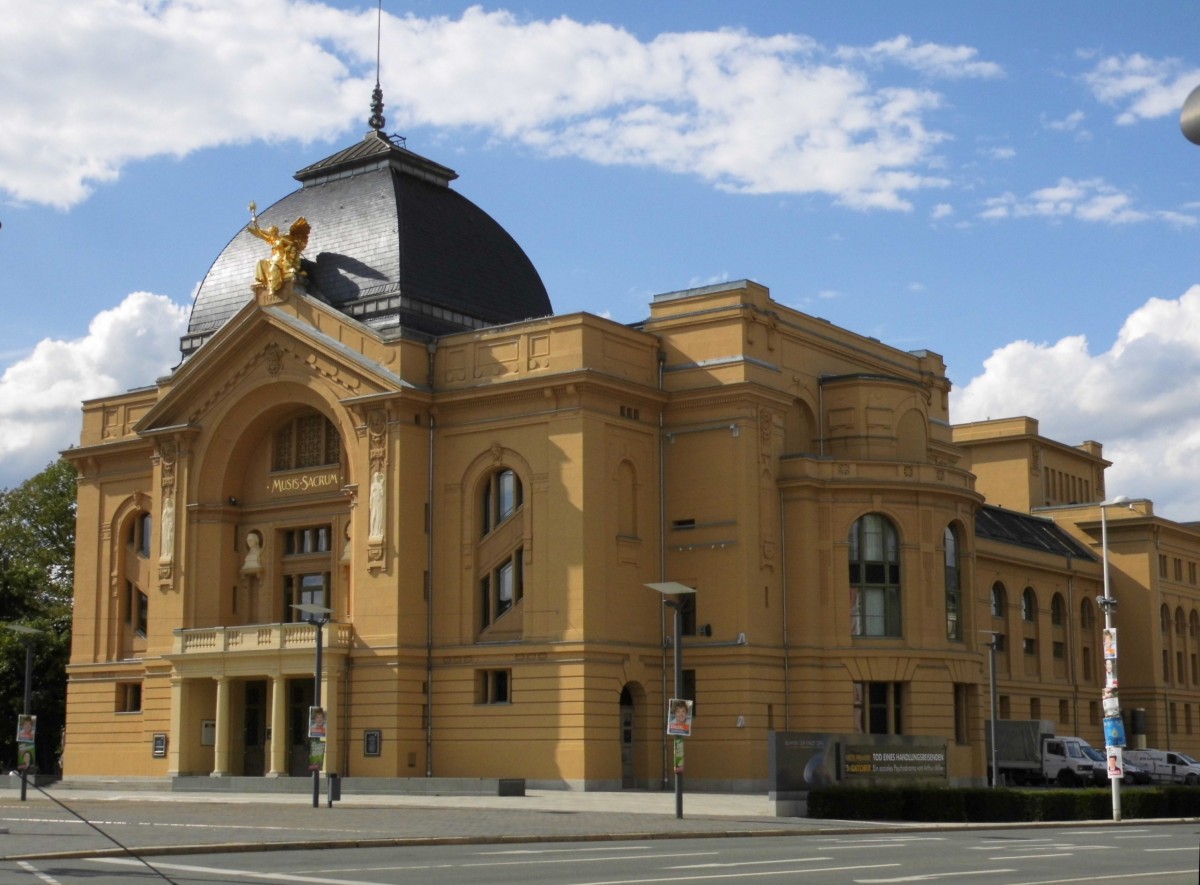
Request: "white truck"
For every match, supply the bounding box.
[987,719,1100,786]
[1122,748,1200,785]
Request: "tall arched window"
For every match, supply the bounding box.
[944,526,962,642]
[1161,603,1171,633]
[849,514,901,637]
[1021,587,1037,622]
[991,582,1007,619]
[479,466,526,631]
[482,468,522,537]
[1050,593,1066,627]
[1081,597,1095,629]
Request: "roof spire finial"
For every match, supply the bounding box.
[368,0,386,132]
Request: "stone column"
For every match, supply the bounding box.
[268,674,287,777]
[211,676,231,777]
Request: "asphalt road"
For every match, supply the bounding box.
[10,825,1199,885]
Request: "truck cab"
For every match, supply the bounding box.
[1043,737,1101,787]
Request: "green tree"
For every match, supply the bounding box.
[0,459,76,777]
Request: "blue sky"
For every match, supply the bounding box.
[3,1,1200,516]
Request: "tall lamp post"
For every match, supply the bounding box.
[1099,496,1131,823]
[292,603,332,809]
[646,582,696,820]
[4,623,42,802]
[981,630,1000,788]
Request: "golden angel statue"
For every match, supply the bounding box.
[247,201,310,294]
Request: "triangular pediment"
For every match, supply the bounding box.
[136,289,419,434]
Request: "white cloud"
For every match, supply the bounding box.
[981,146,1015,160]
[931,202,954,219]
[952,285,1200,520]
[0,292,188,489]
[1082,53,1200,125]
[0,1,992,212]
[835,35,1004,80]
[979,177,1195,226]
[1042,110,1086,132]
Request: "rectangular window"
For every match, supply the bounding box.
[1159,554,1168,578]
[854,681,903,734]
[1089,700,1100,725]
[136,591,149,638]
[284,572,330,621]
[1082,648,1092,681]
[476,669,511,704]
[1175,558,1183,581]
[1030,697,1041,720]
[117,682,142,713]
[1164,649,1171,682]
[481,549,523,629]
[998,695,1010,720]
[1052,641,1065,660]
[681,669,697,716]
[953,683,970,745]
[284,525,332,555]
[1192,653,1198,685]
[1178,651,1186,685]
[1023,637,1036,656]
[1190,562,1197,585]
[680,593,698,636]
[1058,699,1069,726]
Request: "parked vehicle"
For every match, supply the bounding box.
[1081,746,1150,786]
[1122,748,1200,785]
[987,720,1098,786]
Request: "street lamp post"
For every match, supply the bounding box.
[981,630,1000,788]
[292,603,332,809]
[4,624,41,802]
[646,582,696,820]
[1099,496,1131,823]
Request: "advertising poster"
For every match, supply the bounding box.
[1104,716,1126,748]
[308,706,327,739]
[673,736,684,773]
[1106,747,1124,780]
[17,744,35,772]
[16,714,35,744]
[666,698,692,736]
[308,738,325,772]
[1102,628,1118,660]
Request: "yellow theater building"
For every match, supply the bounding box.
[61,119,1200,790]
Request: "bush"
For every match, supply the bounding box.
[805,784,1200,822]
[961,787,1031,822]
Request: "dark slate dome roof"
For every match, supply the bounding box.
[182,130,552,356]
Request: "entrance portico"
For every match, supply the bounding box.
[166,622,350,778]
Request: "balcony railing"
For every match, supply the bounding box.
[172,622,352,655]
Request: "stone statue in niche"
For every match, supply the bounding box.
[242,530,263,572]
[368,470,385,541]
[159,493,175,562]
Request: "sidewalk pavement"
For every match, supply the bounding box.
[0,784,886,862]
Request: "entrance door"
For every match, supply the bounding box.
[620,686,635,788]
[243,680,267,776]
[288,679,315,777]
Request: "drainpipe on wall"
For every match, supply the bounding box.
[426,342,437,777]
[779,496,790,730]
[657,348,669,790]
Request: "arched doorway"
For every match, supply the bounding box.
[620,685,635,788]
